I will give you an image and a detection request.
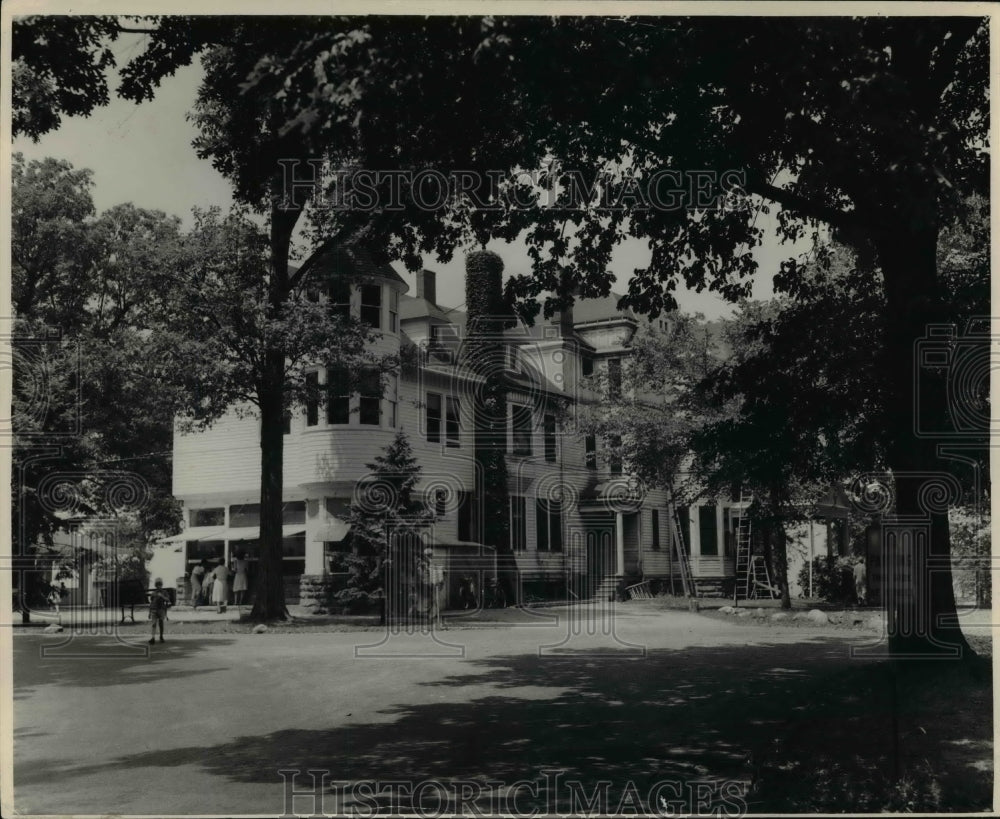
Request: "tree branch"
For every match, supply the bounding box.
[743,174,886,236]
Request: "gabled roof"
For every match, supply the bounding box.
[400,295,459,323]
[303,238,408,290]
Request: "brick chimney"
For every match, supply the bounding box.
[416,270,437,305]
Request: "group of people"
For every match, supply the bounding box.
[146,552,250,646]
[187,552,250,613]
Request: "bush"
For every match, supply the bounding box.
[798,555,862,604]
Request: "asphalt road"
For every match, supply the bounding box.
[10,604,992,815]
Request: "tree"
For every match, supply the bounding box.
[695,193,988,612]
[339,430,435,622]
[578,314,728,495]
[691,248,885,608]
[151,207,396,619]
[11,154,185,619]
[107,16,521,619]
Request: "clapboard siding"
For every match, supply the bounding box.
[174,411,262,496]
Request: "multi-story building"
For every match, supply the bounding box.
[151,243,847,607]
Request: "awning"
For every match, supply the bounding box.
[228,525,306,542]
[159,525,305,544]
[159,527,225,543]
[313,521,352,542]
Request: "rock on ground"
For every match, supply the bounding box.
[252,624,268,634]
[43,623,63,633]
[807,609,830,625]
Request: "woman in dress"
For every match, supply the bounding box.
[210,558,230,614]
[232,550,249,607]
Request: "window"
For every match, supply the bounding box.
[359,368,381,426]
[505,344,520,372]
[282,501,306,525]
[189,507,224,528]
[458,491,478,542]
[543,414,557,462]
[429,324,459,363]
[607,357,622,399]
[327,366,350,424]
[325,497,350,520]
[282,533,307,577]
[328,279,351,321]
[360,284,382,329]
[389,289,399,333]
[536,499,563,552]
[511,404,533,456]
[446,396,460,447]
[282,411,291,435]
[305,371,319,427]
[230,504,261,527]
[677,506,691,555]
[608,434,622,475]
[582,356,594,377]
[187,539,224,564]
[388,374,398,428]
[585,435,597,469]
[510,496,527,551]
[434,490,447,519]
[426,392,442,443]
[651,509,661,551]
[699,506,718,556]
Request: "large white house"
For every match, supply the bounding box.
[150,243,848,608]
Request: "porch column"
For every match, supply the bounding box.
[615,512,625,575]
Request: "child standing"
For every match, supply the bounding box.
[148,578,171,644]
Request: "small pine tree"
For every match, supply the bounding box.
[337,430,435,616]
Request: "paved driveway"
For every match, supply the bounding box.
[10,605,991,815]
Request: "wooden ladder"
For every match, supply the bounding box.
[748,555,778,600]
[669,501,698,598]
[734,489,754,602]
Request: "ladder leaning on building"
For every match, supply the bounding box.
[734,489,778,602]
[669,500,698,598]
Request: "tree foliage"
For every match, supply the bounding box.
[338,430,435,615]
[11,154,184,612]
[578,313,728,497]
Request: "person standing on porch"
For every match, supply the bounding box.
[210,559,230,614]
[231,550,249,607]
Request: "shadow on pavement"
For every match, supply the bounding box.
[14,636,236,699]
[15,634,991,812]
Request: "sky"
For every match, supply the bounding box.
[12,33,806,320]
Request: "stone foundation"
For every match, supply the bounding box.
[298,574,336,613]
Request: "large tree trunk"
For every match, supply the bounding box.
[877,222,968,657]
[250,346,289,622]
[769,518,792,610]
[249,198,300,622]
